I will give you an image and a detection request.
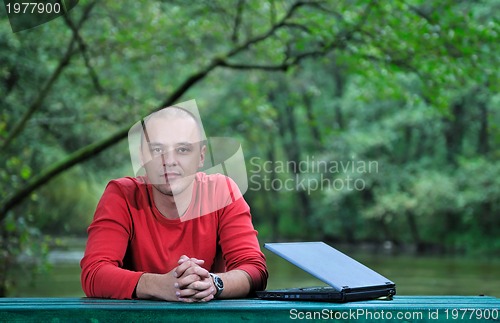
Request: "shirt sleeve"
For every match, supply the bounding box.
[80,180,144,299]
[217,180,268,291]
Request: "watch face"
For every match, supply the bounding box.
[214,275,224,289]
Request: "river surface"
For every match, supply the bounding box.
[9,248,500,297]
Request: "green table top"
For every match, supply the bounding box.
[1,296,499,322]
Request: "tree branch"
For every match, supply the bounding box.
[0,125,128,218]
[357,53,433,105]
[0,0,357,220]
[225,1,307,58]
[303,1,345,21]
[219,61,289,71]
[1,44,76,152]
[405,1,464,58]
[220,0,377,71]
[0,2,97,152]
[231,0,245,43]
[63,2,103,94]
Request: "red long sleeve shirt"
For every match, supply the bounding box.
[80,173,268,299]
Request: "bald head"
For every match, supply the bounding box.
[141,106,204,145]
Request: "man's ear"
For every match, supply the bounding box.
[199,143,206,168]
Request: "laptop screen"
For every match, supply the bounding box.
[265,242,394,291]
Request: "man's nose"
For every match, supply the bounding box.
[162,150,177,166]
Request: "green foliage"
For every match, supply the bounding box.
[28,168,101,234]
[0,213,52,295]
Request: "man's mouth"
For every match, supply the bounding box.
[162,172,182,180]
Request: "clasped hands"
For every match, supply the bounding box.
[171,255,216,303]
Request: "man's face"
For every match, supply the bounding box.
[141,115,205,196]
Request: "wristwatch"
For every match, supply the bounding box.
[209,273,224,298]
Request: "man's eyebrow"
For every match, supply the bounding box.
[176,142,195,146]
[147,142,195,147]
[147,142,164,147]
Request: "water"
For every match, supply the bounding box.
[9,249,500,297]
[264,250,500,297]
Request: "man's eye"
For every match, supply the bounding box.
[151,147,163,154]
[177,147,191,154]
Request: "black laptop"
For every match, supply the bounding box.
[256,242,396,302]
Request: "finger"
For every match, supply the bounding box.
[176,263,209,280]
[177,277,214,299]
[174,259,197,277]
[176,272,211,290]
[176,276,211,296]
[178,287,215,302]
[178,256,204,265]
[174,259,206,278]
[185,280,212,292]
[175,287,196,299]
[178,294,214,303]
[174,273,201,290]
[177,267,210,284]
[178,255,189,264]
[177,296,195,303]
[199,293,215,302]
[190,286,215,300]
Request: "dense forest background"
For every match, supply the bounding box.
[1,0,499,296]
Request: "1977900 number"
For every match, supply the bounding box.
[6,2,61,14]
[444,308,499,320]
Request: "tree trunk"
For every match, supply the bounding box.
[477,100,489,155]
[443,99,464,164]
[302,93,322,148]
[331,55,346,130]
[407,211,424,254]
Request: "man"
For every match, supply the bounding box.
[81,105,268,302]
